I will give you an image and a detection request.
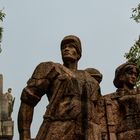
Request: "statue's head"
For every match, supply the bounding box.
[60,35,82,61]
[8,88,12,93]
[113,62,139,89]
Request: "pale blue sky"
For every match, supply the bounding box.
[0,0,140,139]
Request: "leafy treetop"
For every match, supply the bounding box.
[124,36,140,86]
[131,3,140,23]
[124,3,140,86]
[0,10,5,52]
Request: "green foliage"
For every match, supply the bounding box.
[129,3,140,85]
[0,10,5,22]
[0,10,5,52]
[0,10,5,40]
[131,3,140,23]
[0,27,3,42]
[124,36,140,85]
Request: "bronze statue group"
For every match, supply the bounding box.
[18,35,140,140]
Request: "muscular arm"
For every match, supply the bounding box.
[18,62,57,140]
[18,87,42,140]
[18,102,34,140]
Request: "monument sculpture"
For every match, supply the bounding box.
[104,62,140,140]
[18,35,140,140]
[4,88,15,120]
[0,75,14,140]
[18,35,102,140]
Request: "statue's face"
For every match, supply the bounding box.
[123,66,138,88]
[61,42,79,62]
[8,88,12,93]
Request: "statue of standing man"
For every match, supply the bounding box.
[18,35,102,140]
[5,88,15,120]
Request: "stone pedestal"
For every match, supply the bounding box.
[0,120,14,140]
[0,94,14,140]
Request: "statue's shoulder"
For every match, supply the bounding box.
[103,91,120,102]
[85,67,103,83]
[36,61,54,68]
[32,61,57,79]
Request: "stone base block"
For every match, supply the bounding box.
[0,120,14,138]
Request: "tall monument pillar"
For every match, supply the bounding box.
[0,74,14,140]
[0,74,3,94]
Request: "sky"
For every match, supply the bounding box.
[0,0,140,139]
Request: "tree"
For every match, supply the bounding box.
[124,3,140,86]
[0,10,5,52]
[124,36,140,86]
[131,3,140,23]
